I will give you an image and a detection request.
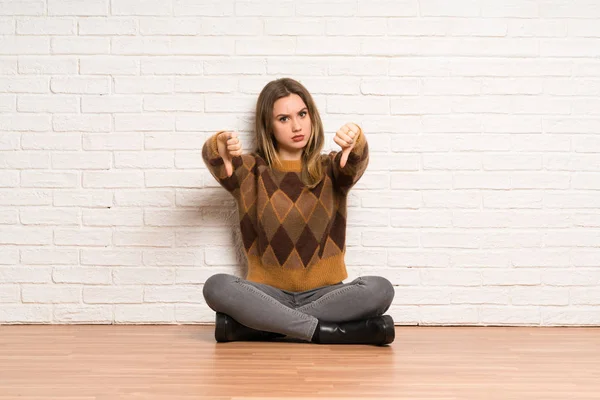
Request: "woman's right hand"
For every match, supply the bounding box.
[216,131,242,177]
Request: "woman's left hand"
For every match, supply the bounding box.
[334,122,360,168]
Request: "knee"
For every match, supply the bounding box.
[361,276,395,308]
[203,273,236,310]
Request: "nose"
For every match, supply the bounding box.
[292,118,301,132]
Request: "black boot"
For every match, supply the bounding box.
[214,312,286,343]
[312,315,395,346]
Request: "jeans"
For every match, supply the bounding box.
[202,273,395,342]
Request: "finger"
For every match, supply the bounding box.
[223,158,233,177]
[334,135,349,148]
[227,142,241,151]
[340,148,350,168]
[230,150,242,157]
[343,125,354,134]
[347,123,359,134]
[337,131,354,144]
[342,124,356,137]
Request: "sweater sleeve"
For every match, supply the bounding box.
[328,125,369,195]
[202,131,255,195]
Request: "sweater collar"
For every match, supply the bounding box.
[273,158,302,172]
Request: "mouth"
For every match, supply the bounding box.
[292,135,305,142]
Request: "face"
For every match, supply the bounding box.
[271,93,312,157]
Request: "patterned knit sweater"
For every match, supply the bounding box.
[202,127,369,292]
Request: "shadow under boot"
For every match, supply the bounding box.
[312,315,395,346]
[214,312,287,343]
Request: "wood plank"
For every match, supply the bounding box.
[0,325,598,399]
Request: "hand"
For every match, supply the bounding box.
[334,123,360,168]
[216,131,242,177]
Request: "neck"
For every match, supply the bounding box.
[276,147,303,161]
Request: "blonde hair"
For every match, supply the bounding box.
[254,77,325,188]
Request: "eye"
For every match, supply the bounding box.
[279,116,288,122]
[299,111,307,117]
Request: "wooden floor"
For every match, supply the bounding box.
[0,325,599,399]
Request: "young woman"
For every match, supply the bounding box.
[201,78,395,345]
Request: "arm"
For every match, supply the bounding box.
[328,125,369,195]
[202,131,254,195]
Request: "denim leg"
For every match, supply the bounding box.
[202,273,318,341]
[294,276,395,322]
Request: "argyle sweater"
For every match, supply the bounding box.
[202,127,369,292]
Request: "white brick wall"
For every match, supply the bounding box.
[1,0,600,326]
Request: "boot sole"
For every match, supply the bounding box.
[215,312,232,342]
[380,315,395,345]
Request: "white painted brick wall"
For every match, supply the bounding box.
[1,0,600,327]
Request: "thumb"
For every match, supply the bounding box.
[340,147,351,168]
[224,156,233,177]
[224,131,237,177]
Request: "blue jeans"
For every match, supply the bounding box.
[202,273,395,342]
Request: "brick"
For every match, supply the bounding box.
[0,285,19,302]
[17,18,75,34]
[114,77,173,93]
[142,58,203,75]
[83,208,143,227]
[0,77,48,93]
[357,0,417,16]
[53,267,112,284]
[113,229,173,247]
[80,56,139,75]
[144,285,203,302]
[174,0,234,16]
[482,1,538,17]
[18,95,78,112]
[51,37,109,54]
[451,288,509,304]
[83,171,144,188]
[0,305,51,323]
[83,133,142,150]
[115,305,175,323]
[48,0,108,16]
[265,18,323,36]
[235,37,295,55]
[297,37,360,55]
[113,267,176,284]
[22,284,81,303]
[20,208,79,226]
[115,114,174,131]
[144,95,204,112]
[54,305,112,323]
[0,37,49,54]
[140,17,198,35]
[54,190,112,207]
[53,114,112,132]
[82,96,141,113]
[234,1,292,16]
[362,230,419,247]
[112,0,172,16]
[21,171,78,188]
[542,307,600,325]
[0,1,45,16]
[81,249,141,266]
[51,77,109,94]
[420,306,478,324]
[78,17,136,35]
[480,306,540,325]
[84,286,143,303]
